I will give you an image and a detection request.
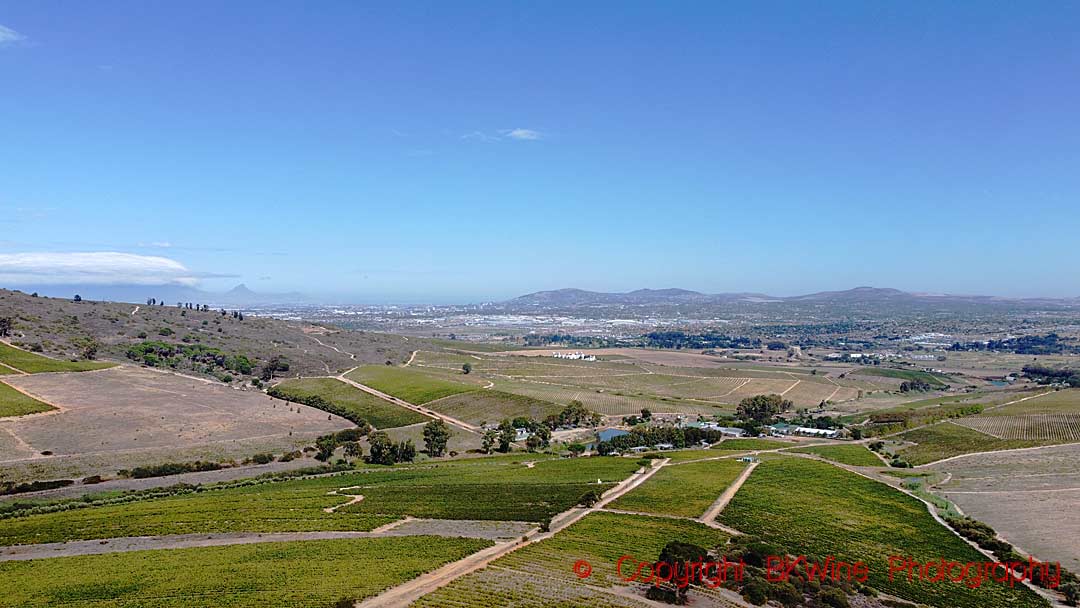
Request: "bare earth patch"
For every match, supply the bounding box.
[932,443,1080,571]
[0,366,350,481]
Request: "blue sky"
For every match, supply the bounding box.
[1,2,1078,302]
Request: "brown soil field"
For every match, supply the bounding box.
[0,365,350,481]
[932,443,1080,571]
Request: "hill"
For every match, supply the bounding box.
[0,289,415,379]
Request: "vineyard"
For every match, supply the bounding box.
[718,456,1047,608]
[954,413,1080,441]
[345,365,478,404]
[608,458,748,518]
[0,381,54,417]
[423,390,563,426]
[0,343,116,374]
[271,377,430,428]
[895,421,1072,465]
[790,443,884,466]
[1,536,491,608]
[0,455,639,546]
[712,437,794,450]
[415,512,735,607]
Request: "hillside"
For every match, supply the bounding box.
[0,289,415,380]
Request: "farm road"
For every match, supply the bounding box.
[336,373,479,434]
[355,458,669,608]
[0,518,535,563]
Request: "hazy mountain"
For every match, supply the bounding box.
[7,283,311,307]
[505,286,1079,309]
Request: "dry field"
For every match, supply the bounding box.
[0,366,349,481]
[931,443,1080,571]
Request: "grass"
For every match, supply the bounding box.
[272,377,429,428]
[789,443,883,466]
[719,456,1046,608]
[423,390,562,426]
[713,437,793,450]
[0,456,640,545]
[894,421,1060,465]
[987,388,1080,415]
[0,536,491,608]
[346,365,477,404]
[609,458,748,517]
[0,343,116,374]
[658,448,747,462]
[416,512,729,607]
[854,367,949,386]
[0,381,54,417]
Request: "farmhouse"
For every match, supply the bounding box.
[768,422,796,436]
[795,426,839,438]
[719,427,746,437]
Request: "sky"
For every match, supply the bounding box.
[1,2,1079,303]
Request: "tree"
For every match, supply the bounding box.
[736,394,792,424]
[392,439,417,463]
[367,431,394,465]
[649,541,710,604]
[640,408,652,420]
[0,317,13,337]
[342,441,362,461]
[567,443,586,457]
[73,294,82,302]
[77,338,100,360]
[314,434,337,461]
[497,419,516,453]
[481,429,498,454]
[423,419,451,457]
[462,363,472,375]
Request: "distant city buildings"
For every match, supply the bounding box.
[552,351,597,361]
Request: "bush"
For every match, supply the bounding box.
[250,453,274,465]
[125,461,223,479]
[81,475,104,485]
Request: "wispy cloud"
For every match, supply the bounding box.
[461,130,501,143]
[503,128,542,140]
[0,24,27,47]
[0,252,227,286]
[137,241,173,248]
[462,128,544,143]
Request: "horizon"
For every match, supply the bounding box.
[3,3,1080,300]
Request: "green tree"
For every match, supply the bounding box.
[423,419,451,457]
[0,317,12,337]
[342,441,362,461]
[367,431,394,465]
[736,394,792,424]
[462,362,472,374]
[481,429,498,454]
[567,443,586,457]
[497,419,516,453]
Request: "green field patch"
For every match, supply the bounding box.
[416,511,730,607]
[0,456,639,545]
[713,437,794,450]
[1,536,491,608]
[609,458,748,518]
[719,456,1046,608]
[894,421,1063,465]
[423,390,562,426]
[790,443,883,466]
[272,377,429,428]
[659,448,747,462]
[854,367,949,386]
[987,389,1080,416]
[0,381,54,417]
[346,365,477,404]
[0,343,116,374]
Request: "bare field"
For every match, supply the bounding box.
[933,443,1080,571]
[0,366,350,481]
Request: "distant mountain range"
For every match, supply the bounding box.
[505,286,1080,308]
[10,283,311,307]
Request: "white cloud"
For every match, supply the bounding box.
[0,252,203,286]
[462,128,544,143]
[0,24,26,46]
[137,241,173,248]
[503,128,542,140]
[461,131,500,143]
